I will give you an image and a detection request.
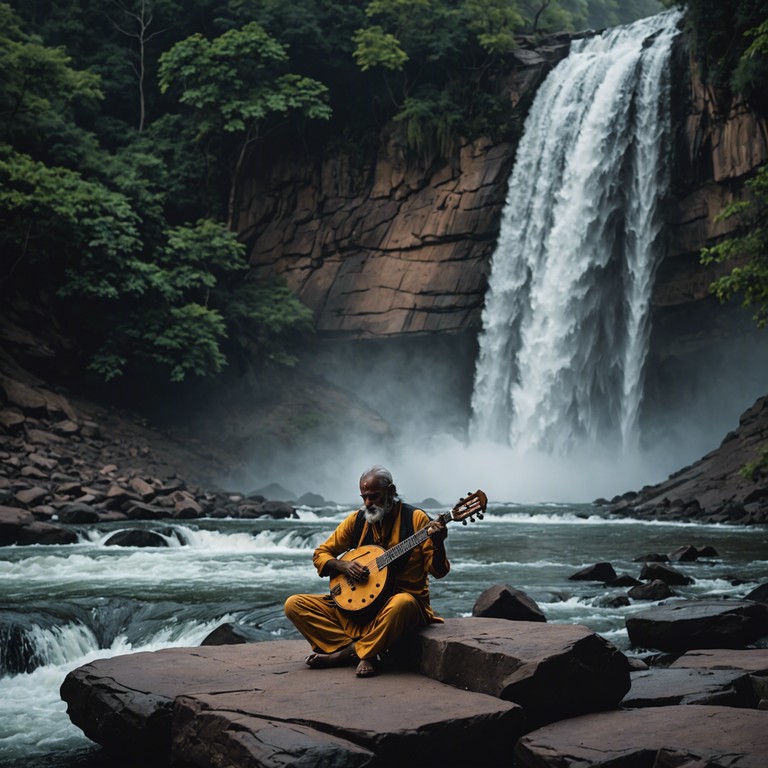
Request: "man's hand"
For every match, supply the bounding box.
[428,518,448,546]
[331,558,369,582]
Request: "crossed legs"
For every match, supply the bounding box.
[284,591,424,677]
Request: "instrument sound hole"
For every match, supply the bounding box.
[362,599,366,603]
[369,594,374,599]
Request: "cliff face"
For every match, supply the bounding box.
[236,30,768,459]
[239,34,767,343]
[237,38,573,340]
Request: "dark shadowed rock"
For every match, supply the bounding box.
[415,618,630,727]
[668,544,699,562]
[252,500,297,519]
[0,505,77,545]
[628,579,675,601]
[745,583,768,604]
[515,706,768,768]
[626,599,768,652]
[0,505,34,545]
[15,521,78,545]
[104,529,168,548]
[639,561,694,585]
[568,562,617,582]
[633,552,669,562]
[472,584,547,622]
[622,667,754,707]
[60,640,524,767]
[200,622,274,645]
[607,574,641,587]
[56,503,101,524]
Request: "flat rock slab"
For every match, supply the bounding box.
[416,618,630,726]
[625,599,768,652]
[622,668,749,707]
[515,705,768,768]
[670,648,768,673]
[61,640,523,768]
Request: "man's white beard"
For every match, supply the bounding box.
[364,503,388,524]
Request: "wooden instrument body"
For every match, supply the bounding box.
[327,490,487,618]
[329,544,393,615]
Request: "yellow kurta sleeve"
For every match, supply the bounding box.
[312,510,359,577]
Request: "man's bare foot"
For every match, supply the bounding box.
[355,658,377,678]
[304,643,357,669]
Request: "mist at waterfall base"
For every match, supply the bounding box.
[238,8,767,508]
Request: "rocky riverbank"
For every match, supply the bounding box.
[602,396,768,525]
[59,617,768,768]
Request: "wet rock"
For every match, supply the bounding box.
[568,562,617,582]
[15,520,77,545]
[515,705,768,768]
[0,504,34,545]
[639,561,694,585]
[628,579,676,601]
[668,544,699,562]
[471,584,547,622]
[60,639,524,767]
[626,599,768,652]
[200,623,274,646]
[745,583,768,604]
[56,503,101,524]
[415,618,630,727]
[104,529,169,548]
[122,501,167,520]
[622,667,753,707]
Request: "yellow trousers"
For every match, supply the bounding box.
[284,591,425,660]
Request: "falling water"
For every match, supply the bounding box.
[470,10,683,456]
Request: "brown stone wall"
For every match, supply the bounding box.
[236,41,575,340]
[237,34,766,340]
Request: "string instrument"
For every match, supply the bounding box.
[329,490,487,617]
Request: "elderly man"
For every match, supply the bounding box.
[284,465,449,678]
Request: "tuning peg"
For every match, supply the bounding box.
[477,512,484,519]
[462,519,467,525]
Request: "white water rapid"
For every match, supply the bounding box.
[470,10,683,456]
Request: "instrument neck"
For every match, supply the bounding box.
[376,512,448,569]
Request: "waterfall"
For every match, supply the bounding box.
[470,10,683,456]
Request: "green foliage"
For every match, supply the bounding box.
[158,22,331,136]
[353,25,409,71]
[158,21,331,227]
[702,164,768,326]
[669,0,768,108]
[740,443,768,481]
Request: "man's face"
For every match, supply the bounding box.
[360,476,393,524]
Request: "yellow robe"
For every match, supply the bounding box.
[284,502,449,660]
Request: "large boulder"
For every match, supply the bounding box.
[415,618,630,726]
[60,639,524,767]
[626,599,768,652]
[622,667,753,708]
[472,584,547,622]
[515,705,768,768]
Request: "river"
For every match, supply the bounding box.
[1,501,766,766]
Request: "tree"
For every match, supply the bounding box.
[701,163,768,326]
[157,22,332,229]
[107,0,170,132]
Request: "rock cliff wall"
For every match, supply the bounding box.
[236,30,768,453]
[238,34,766,345]
[237,37,573,340]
